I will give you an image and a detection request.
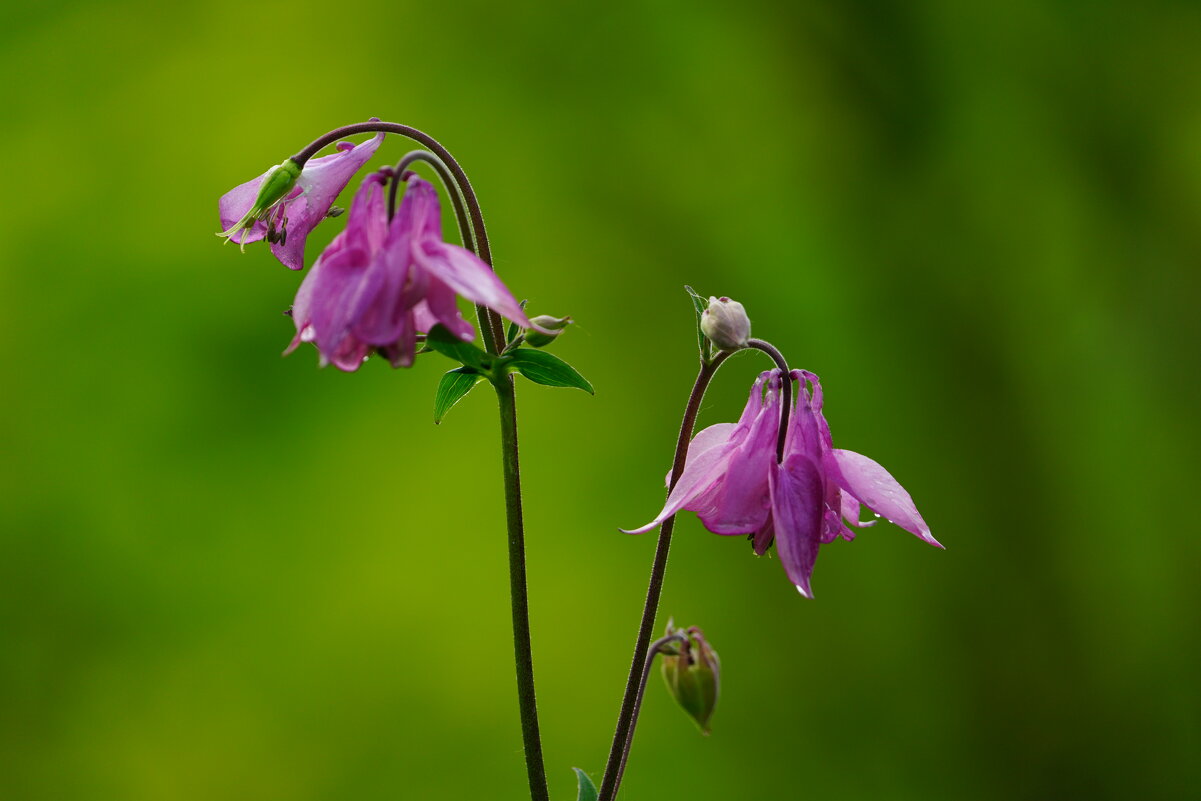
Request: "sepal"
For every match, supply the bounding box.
[660,620,720,735]
[523,315,573,348]
[684,285,713,363]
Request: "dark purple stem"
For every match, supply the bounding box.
[387,150,476,255]
[292,121,504,354]
[598,351,732,801]
[494,375,549,801]
[295,122,545,801]
[746,338,792,461]
[611,633,687,793]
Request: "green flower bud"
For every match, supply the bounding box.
[700,296,750,351]
[255,159,303,210]
[660,621,720,735]
[524,315,573,348]
[217,158,303,250]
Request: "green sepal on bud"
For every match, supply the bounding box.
[523,315,573,348]
[700,296,751,351]
[217,158,303,250]
[660,620,721,735]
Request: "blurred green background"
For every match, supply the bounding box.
[2,1,1199,799]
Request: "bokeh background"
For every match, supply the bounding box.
[3,1,1199,799]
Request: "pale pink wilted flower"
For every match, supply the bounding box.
[286,171,536,371]
[625,369,940,597]
[217,131,384,271]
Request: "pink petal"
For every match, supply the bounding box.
[770,454,825,598]
[409,301,434,333]
[271,132,384,271]
[784,385,823,461]
[423,275,476,342]
[752,517,774,556]
[349,255,405,345]
[414,240,532,328]
[397,179,530,327]
[379,321,419,368]
[307,246,374,362]
[829,449,941,548]
[326,334,371,372]
[622,437,736,535]
[289,233,338,329]
[840,492,877,529]
[790,370,834,451]
[698,380,780,534]
[218,170,270,245]
[663,423,736,486]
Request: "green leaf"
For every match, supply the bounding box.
[572,768,598,801]
[684,285,712,362]
[506,349,594,394]
[426,325,490,371]
[434,367,483,424]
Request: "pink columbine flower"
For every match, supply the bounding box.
[625,369,940,597]
[217,131,384,271]
[285,171,535,371]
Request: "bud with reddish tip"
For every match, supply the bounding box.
[524,315,572,348]
[660,620,720,734]
[700,296,750,351]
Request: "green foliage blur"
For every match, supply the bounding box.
[2,1,1198,799]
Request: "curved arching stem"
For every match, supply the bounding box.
[746,338,792,462]
[600,338,792,800]
[611,633,687,792]
[388,150,476,255]
[598,351,732,801]
[293,122,546,801]
[292,121,504,354]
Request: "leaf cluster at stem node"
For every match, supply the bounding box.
[426,325,594,424]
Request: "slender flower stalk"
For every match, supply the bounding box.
[221,120,549,801]
[386,132,551,801]
[387,134,550,801]
[746,338,791,459]
[495,376,548,801]
[612,632,686,789]
[598,351,731,801]
[388,150,475,254]
[601,337,795,801]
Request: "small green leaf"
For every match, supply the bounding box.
[684,285,712,362]
[572,768,598,801]
[426,325,490,371]
[506,350,594,394]
[434,367,483,424]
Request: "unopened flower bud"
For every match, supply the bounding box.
[660,621,720,734]
[217,158,302,249]
[253,159,302,214]
[700,296,750,351]
[524,315,572,348]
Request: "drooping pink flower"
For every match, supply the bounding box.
[218,131,384,271]
[285,171,535,371]
[625,369,940,597]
